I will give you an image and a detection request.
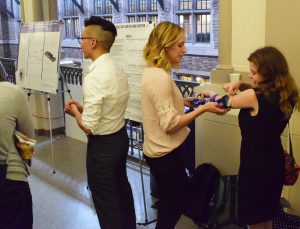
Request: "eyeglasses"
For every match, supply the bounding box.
[77,37,96,44]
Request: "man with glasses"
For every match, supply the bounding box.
[65,16,136,229]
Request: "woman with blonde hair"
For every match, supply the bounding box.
[222,46,300,229]
[141,21,226,229]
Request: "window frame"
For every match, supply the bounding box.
[126,0,158,23]
[176,0,212,45]
[93,0,113,21]
[61,0,81,40]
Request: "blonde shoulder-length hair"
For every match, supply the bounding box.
[143,21,184,72]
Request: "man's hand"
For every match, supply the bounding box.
[65,99,83,115]
[67,103,78,117]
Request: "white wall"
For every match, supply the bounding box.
[63,84,87,143]
[26,88,64,132]
[232,0,266,72]
[264,0,300,215]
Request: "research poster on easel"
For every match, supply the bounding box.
[16,20,62,94]
[110,22,155,123]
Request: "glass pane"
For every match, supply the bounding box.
[149,15,158,23]
[196,14,210,43]
[128,16,136,23]
[150,0,157,12]
[179,0,192,10]
[104,17,112,22]
[104,0,112,14]
[64,0,71,16]
[207,0,211,9]
[74,18,80,38]
[64,19,71,38]
[139,0,147,12]
[128,0,136,13]
[179,14,192,42]
[94,0,102,14]
[196,0,210,10]
[138,15,147,22]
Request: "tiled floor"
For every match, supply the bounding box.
[29,135,199,229]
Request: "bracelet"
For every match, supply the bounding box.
[209,94,219,102]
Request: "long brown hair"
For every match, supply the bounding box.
[248,46,300,117]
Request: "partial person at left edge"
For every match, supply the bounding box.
[64,16,136,229]
[0,72,35,229]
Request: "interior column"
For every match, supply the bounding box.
[210,0,233,84]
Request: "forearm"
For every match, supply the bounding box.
[166,106,207,134]
[77,104,83,113]
[74,110,92,135]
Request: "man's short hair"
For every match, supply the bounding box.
[84,16,117,51]
[84,16,117,37]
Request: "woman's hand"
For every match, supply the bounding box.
[223,81,241,96]
[203,102,228,115]
[184,97,199,108]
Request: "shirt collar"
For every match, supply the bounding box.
[89,53,112,72]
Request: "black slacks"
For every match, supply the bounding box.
[86,126,136,229]
[144,143,188,229]
[0,179,33,229]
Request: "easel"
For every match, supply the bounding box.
[26,70,72,174]
[16,20,67,174]
[134,123,157,226]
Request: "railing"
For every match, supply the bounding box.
[0,60,8,80]
[0,57,17,84]
[0,58,200,98]
[60,65,83,85]
[0,57,199,169]
[174,79,200,97]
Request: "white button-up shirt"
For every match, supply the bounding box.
[82,53,129,135]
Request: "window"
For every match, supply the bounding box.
[94,0,112,21]
[62,0,80,39]
[177,0,211,44]
[127,0,158,23]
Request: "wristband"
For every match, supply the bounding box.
[209,94,219,102]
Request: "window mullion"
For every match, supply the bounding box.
[192,13,196,44]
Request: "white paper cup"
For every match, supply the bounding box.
[229,73,240,82]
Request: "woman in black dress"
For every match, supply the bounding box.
[223,46,300,229]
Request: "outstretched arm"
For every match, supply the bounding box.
[166,102,227,134]
[223,80,253,96]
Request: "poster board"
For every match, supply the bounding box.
[16,20,62,94]
[110,22,155,123]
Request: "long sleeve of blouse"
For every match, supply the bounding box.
[141,68,189,157]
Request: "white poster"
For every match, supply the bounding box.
[111,22,155,123]
[16,21,62,94]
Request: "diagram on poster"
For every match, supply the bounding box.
[16,21,62,94]
[111,22,155,122]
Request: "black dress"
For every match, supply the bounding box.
[237,90,287,225]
